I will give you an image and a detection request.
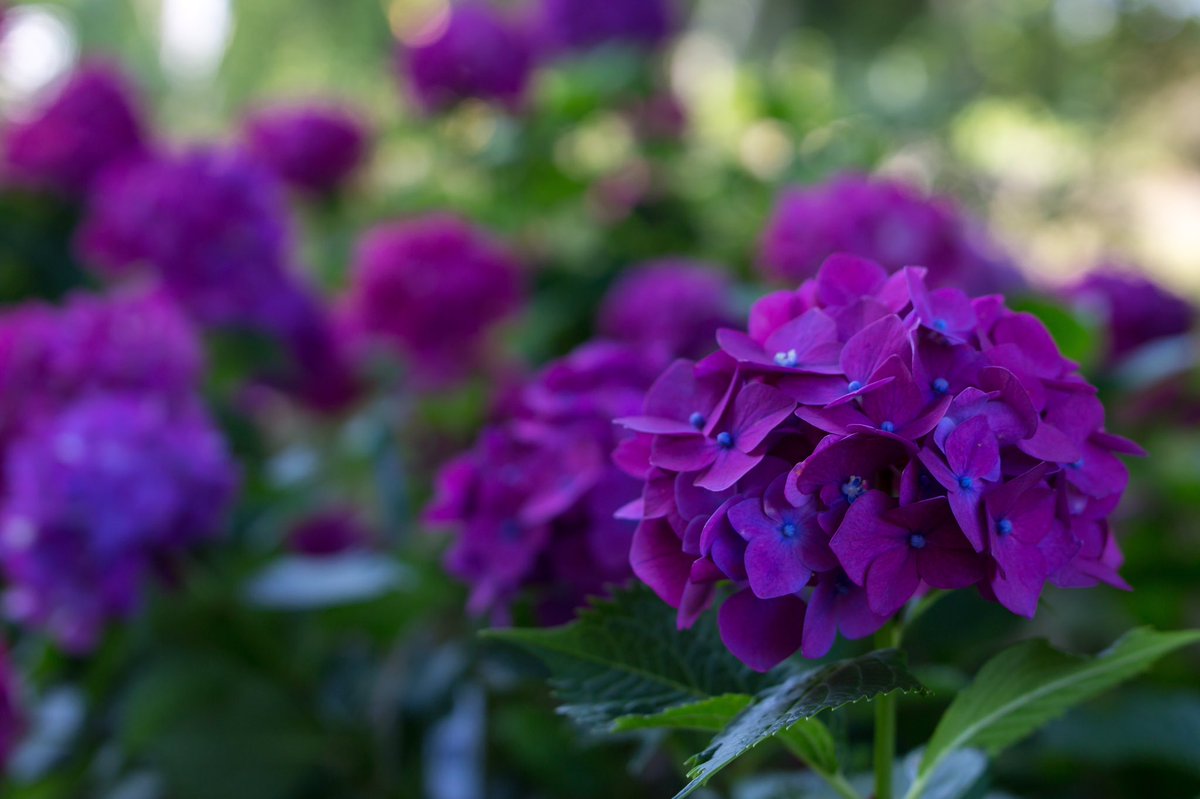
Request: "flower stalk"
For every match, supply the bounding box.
[874,620,902,799]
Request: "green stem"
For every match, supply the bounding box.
[874,621,902,799]
[825,771,865,799]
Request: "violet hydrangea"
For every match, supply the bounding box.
[401,3,534,113]
[242,103,369,195]
[425,341,663,624]
[617,255,1142,671]
[344,213,524,387]
[1064,268,1195,363]
[3,61,149,196]
[759,173,1024,296]
[535,0,674,55]
[597,259,738,361]
[0,394,236,651]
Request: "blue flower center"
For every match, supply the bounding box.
[716,431,734,449]
[933,318,949,332]
[847,380,863,392]
[1069,459,1085,470]
[773,349,799,368]
[841,475,867,503]
[958,475,974,490]
[780,521,797,538]
[908,532,927,549]
[997,518,1014,536]
[880,420,895,433]
[932,377,950,394]
[688,411,706,429]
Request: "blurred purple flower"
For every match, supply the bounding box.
[617,254,1141,671]
[536,0,674,55]
[289,509,374,557]
[426,341,663,623]
[401,3,534,113]
[1064,268,1195,362]
[345,214,524,388]
[598,260,738,360]
[0,644,21,771]
[759,173,1024,295]
[242,103,369,194]
[3,61,149,196]
[0,394,237,651]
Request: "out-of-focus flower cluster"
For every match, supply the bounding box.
[1064,268,1196,363]
[760,173,1024,296]
[616,255,1142,670]
[425,263,735,621]
[0,289,237,651]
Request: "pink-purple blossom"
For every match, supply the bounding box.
[3,61,149,196]
[401,3,534,113]
[344,214,524,388]
[617,254,1141,671]
[759,173,1024,296]
[1064,268,1195,362]
[535,0,674,55]
[425,342,663,623]
[242,103,369,194]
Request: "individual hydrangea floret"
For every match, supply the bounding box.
[344,213,524,387]
[425,342,663,623]
[1064,268,1195,363]
[3,61,148,196]
[401,3,534,113]
[0,394,237,651]
[617,254,1142,671]
[759,173,1024,296]
[535,0,674,55]
[598,260,738,361]
[242,103,369,194]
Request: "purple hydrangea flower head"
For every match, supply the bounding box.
[426,341,664,623]
[598,260,738,360]
[76,147,314,337]
[759,173,1024,295]
[289,508,374,556]
[3,61,149,196]
[1064,268,1195,362]
[401,3,534,113]
[345,214,524,388]
[242,103,369,194]
[536,0,674,55]
[0,394,237,651]
[618,254,1142,671]
[0,644,22,771]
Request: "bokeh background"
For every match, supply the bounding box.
[0,1,1198,798]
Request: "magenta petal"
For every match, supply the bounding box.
[840,314,910,382]
[650,434,717,472]
[800,580,838,659]
[696,447,761,491]
[865,547,920,617]
[719,589,806,672]
[830,490,899,584]
[629,518,691,607]
[944,415,1000,480]
[816,254,888,306]
[678,580,717,629]
[988,547,1047,618]
[744,534,815,599]
[731,383,796,450]
[1019,421,1082,463]
[617,415,700,434]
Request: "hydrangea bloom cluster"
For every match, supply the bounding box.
[1064,269,1195,362]
[242,103,369,194]
[344,214,524,387]
[536,0,673,54]
[401,3,534,113]
[426,341,664,623]
[760,173,1023,296]
[0,394,236,651]
[3,61,148,196]
[598,260,738,361]
[617,255,1142,671]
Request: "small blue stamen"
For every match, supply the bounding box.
[848,380,863,392]
[932,377,950,394]
[958,475,974,490]
[909,532,927,549]
[688,411,706,429]
[716,431,734,449]
[880,421,895,433]
[773,349,799,368]
[780,522,797,538]
[997,519,1014,536]
[841,475,867,503]
[933,318,949,332]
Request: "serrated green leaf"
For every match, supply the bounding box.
[483,585,769,731]
[909,627,1200,799]
[676,649,927,798]
[613,694,754,732]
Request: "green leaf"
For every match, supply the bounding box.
[483,586,769,731]
[613,694,754,732]
[910,627,1200,799]
[776,718,840,776]
[676,649,927,798]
